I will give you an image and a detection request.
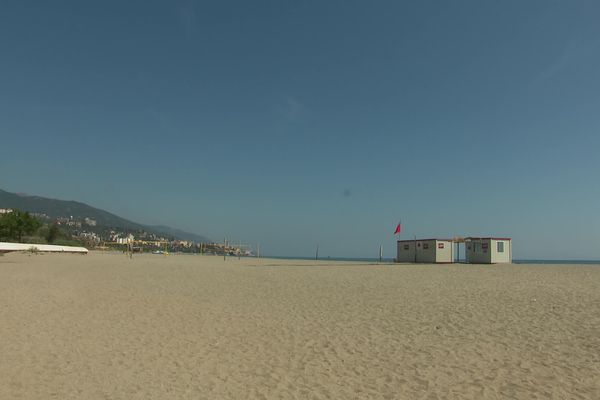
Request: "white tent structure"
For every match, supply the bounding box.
[0,242,88,254]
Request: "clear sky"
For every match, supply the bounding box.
[1,1,599,259]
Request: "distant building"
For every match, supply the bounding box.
[397,239,454,263]
[117,233,135,244]
[78,231,101,243]
[84,217,97,227]
[66,220,82,228]
[116,233,135,244]
[465,237,512,264]
[0,208,13,214]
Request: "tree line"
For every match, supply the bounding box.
[0,209,64,244]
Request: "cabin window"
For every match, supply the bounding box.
[423,243,429,249]
[403,244,409,250]
[497,242,504,253]
[438,243,444,249]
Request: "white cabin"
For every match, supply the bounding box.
[397,239,454,263]
[465,237,512,264]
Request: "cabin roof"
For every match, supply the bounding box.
[397,238,453,243]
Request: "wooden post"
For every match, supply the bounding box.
[414,235,417,263]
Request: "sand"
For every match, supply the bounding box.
[1,252,599,399]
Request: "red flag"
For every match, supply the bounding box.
[394,222,401,235]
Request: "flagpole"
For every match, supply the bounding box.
[393,219,401,263]
[414,234,417,263]
[398,219,401,261]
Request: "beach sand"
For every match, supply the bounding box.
[1,252,599,399]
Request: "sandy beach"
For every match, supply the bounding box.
[1,252,598,399]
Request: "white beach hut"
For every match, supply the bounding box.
[465,237,512,264]
[397,238,454,263]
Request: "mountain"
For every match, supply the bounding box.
[0,189,211,243]
[145,225,212,244]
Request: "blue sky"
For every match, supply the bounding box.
[1,1,599,259]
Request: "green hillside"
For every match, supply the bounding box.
[0,189,211,243]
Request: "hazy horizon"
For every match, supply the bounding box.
[1,1,599,259]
